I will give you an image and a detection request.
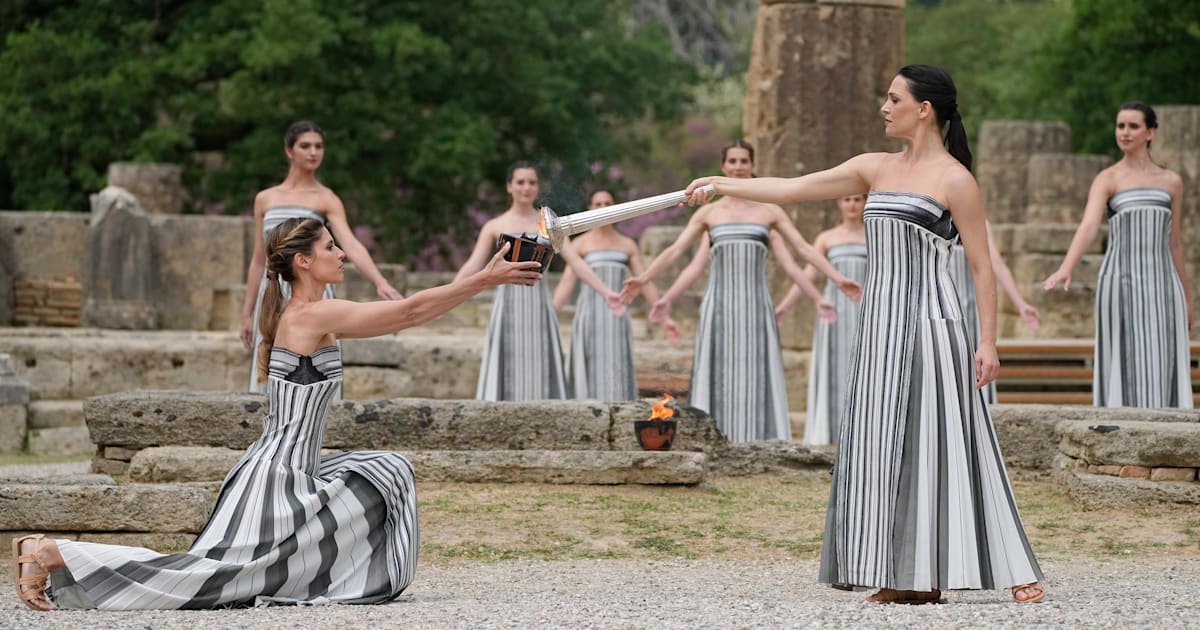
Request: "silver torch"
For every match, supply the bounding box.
[539,185,715,252]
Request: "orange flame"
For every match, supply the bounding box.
[648,393,675,421]
[537,208,550,240]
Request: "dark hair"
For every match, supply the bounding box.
[1119,101,1158,149]
[721,139,755,164]
[897,64,972,172]
[284,121,325,148]
[256,217,326,382]
[506,161,538,183]
[587,188,617,206]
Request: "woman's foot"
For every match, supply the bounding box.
[1012,582,1046,604]
[865,588,942,605]
[12,535,55,611]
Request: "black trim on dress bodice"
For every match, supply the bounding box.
[865,191,958,241]
[285,355,328,385]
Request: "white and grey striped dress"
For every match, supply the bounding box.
[1094,187,1192,408]
[819,191,1042,592]
[804,243,867,445]
[566,250,637,401]
[249,206,340,398]
[947,244,996,404]
[476,282,567,400]
[690,223,790,442]
[49,345,419,609]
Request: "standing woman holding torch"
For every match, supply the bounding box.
[682,66,1045,604]
[622,140,857,443]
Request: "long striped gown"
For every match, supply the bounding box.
[476,282,567,400]
[249,206,340,398]
[49,346,419,609]
[818,191,1042,591]
[947,244,996,404]
[566,250,637,401]
[690,223,790,442]
[804,243,867,445]
[1095,187,1192,408]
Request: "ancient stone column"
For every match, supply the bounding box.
[1151,105,1200,318]
[81,186,158,329]
[107,162,185,215]
[742,0,905,350]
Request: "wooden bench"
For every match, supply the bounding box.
[995,339,1200,405]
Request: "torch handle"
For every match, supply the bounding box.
[557,184,714,237]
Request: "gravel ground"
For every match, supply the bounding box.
[4,556,1198,629]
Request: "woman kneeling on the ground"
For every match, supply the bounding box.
[12,217,542,611]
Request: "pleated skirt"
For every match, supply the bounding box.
[476,282,567,401]
[804,244,867,445]
[566,251,637,401]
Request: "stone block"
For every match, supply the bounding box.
[26,400,84,429]
[405,449,706,485]
[69,335,238,398]
[85,390,267,450]
[1056,469,1200,509]
[128,446,242,483]
[989,405,1065,470]
[340,262,409,302]
[1150,467,1197,482]
[1118,465,1151,478]
[706,441,836,478]
[208,284,245,331]
[1026,154,1110,218]
[107,162,185,215]
[27,426,93,457]
[1,337,73,400]
[78,532,196,552]
[0,211,90,280]
[1096,465,1122,476]
[104,446,140,461]
[150,214,247,330]
[0,473,113,486]
[0,405,27,453]
[0,484,214,532]
[1019,283,1096,338]
[998,224,1105,257]
[342,366,416,400]
[1057,420,1200,468]
[91,457,129,476]
[978,121,1073,157]
[82,187,157,329]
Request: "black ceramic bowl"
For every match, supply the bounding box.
[496,232,554,273]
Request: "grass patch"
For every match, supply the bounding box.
[0,454,90,467]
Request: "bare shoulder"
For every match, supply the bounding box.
[614,232,640,256]
[1161,167,1185,195]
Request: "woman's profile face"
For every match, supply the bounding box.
[301,228,345,284]
[506,167,539,207]
[880,75,921,138]
[1115,109,1154,153]
[286,131,325,171]
[721,147,754,178]
[588,190,615,210]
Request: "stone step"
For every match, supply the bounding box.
[0,483,215,533]
[1055,468,1200,509]
[27,425,93,457]
[129,446,706,485]
[27,399,85,429]
[1057,419,1200,468]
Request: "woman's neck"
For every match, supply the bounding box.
[289,276,327,303]
[282,168,320,188]
[902,125,948,163]
[1119,147,1156,170]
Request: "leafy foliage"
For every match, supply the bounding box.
[0,1,694,260]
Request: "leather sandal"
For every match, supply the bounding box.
[12,534,54,611]
[1012,582,1046,604]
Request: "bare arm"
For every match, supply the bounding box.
[987,225,1040,330]
[1043,171,1111,291]
[559,239,625,315]
[323,193,402,300]
[685,153,882,205]
[455,220,502,281]
[239,193,269,350]
[619,207,712,302]
[946,171,1000,388]
[1167,174,1193,329]
[628,247,681,343]
[770,207,861,302]
[552,262,577,311]
[311,245,541,339]
[770,232,835,323]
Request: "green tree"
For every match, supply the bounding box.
[1030,0,1200,154]
[0,1,694,261]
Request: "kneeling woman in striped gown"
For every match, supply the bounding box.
[683,65,1046,604]
[12,218,544,611]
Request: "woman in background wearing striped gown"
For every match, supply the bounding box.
[1043,102,1193,408]
[457,162,627,401]
[622,141,859,443]
[553,189,682,401]
[773,193,868,445]
[11,218,542,611]
[684,65,1046,604]
[240,121,403,393]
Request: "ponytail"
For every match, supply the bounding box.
[255,218,326,383]
[898,64,972,172]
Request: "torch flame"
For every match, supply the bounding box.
[537,208,550,240]
[648,393,675,421]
